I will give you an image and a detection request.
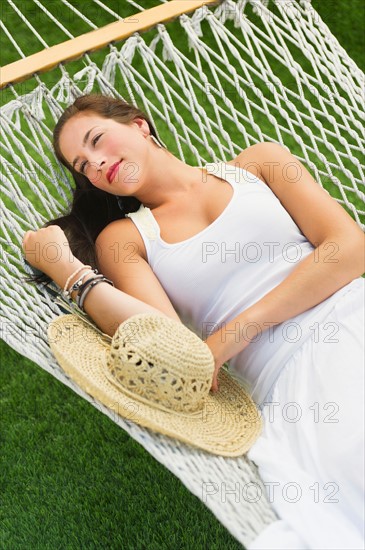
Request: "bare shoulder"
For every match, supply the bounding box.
[227,141,285,184]
[228,141,285,163]
[94,215,180,320]
[95,216,147,263]
[229,141,363,246]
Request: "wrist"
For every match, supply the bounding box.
[51,259,87,290]
[205,330,236,365]
[205,318,253,363]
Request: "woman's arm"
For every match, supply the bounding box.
[208,142,365,390]
[22,225,180,337]
[94,217,180,321]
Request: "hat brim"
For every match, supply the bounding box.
[48,314,262,457]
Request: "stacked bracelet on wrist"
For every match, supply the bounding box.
[77,276,114,311]
[62,266,114,311]
[65,268,97,298]
[63,265,92,299]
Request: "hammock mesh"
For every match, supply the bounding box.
[1,0,364,546]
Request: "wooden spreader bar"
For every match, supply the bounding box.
[0,1,220,89]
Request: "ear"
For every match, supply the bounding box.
[131,117,150,137]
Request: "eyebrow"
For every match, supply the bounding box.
[72,126,97,170]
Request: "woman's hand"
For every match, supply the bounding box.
[22,225,76,281]
[205,329,251,392]
[204,334,229,393]
[210,355,225,394]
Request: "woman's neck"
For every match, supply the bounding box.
[135,151,206,210]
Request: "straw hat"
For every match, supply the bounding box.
[48,313,262,457]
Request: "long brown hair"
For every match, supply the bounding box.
[28,94,164,284]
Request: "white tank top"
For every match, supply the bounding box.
[127,162,357,405]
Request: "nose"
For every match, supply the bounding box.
[88,156,106,183]
[97,158,106,171]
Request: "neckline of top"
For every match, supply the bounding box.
[143,161,238,248]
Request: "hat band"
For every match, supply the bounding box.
[102,364,208,418]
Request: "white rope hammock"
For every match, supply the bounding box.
[1,0,364,546]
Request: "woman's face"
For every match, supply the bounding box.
[58,113,151,195]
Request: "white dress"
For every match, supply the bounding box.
[248,276,364,549]
[127,162,365,549]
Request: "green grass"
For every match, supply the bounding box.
[1,0,364,548]
[1,344,235,549]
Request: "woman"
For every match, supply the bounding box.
[23,95,364,549]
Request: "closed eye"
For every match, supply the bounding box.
[79,134,102,173]
[80,160,88,174]
[92,133,102,146]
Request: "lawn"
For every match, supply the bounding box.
[1,0,364,548]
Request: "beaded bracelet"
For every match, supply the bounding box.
[63,265,92,298]
[66,268,98,298]
[77,276,114,311]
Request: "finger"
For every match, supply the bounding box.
[210,376,218,393]
[22,231,31,249]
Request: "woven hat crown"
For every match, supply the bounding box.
[105,314,215,413]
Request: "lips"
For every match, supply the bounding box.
[107,161,122,184]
